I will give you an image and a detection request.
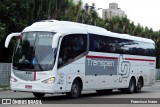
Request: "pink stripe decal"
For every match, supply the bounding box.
[86,55,119,60]
[34,71,36,80]
[125,58,155,62]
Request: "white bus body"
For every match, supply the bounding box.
[5,20,156,98]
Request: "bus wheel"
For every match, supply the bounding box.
[33,93,45,98]
[127,78,136,94]
[66,80,81,98]
[135,78,143,93]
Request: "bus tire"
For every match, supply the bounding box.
[135,78,143,93]
[127,78,136,94]
[33,93,45,98]
[66,80,81,99]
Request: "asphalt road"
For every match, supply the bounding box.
[0,82,160,107]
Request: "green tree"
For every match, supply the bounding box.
[0,23,6,42]
[75,0,83,22]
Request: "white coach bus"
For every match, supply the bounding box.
[5,20,156,98]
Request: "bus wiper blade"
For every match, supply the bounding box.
[34,56,43,71]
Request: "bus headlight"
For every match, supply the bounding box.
[10,76,18,82]
[42,77,55,84]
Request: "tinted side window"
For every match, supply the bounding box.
[89,33,155,56]
[149,43,156,56]
[89,34,102,52]
[120,39,137,55]
[89,34,116,53]
[89,34,129,54]
[58,34,87,68]
[136,42,155,56]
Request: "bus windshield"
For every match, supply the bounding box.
[13,32,56,71]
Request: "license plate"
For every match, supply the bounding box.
[25,85,32,89]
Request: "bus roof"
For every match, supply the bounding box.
[23,20,155,44]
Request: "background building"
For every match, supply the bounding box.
[102,3,125,20]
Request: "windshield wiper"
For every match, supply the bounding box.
[34,56,43,71]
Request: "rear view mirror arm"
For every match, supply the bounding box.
[5,33,21,48]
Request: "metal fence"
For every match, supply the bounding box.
[0,63,11,86]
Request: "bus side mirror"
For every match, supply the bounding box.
[5,33,21,48]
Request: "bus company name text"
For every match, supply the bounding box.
[87,58,114,69]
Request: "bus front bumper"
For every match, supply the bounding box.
[11,82,56,94]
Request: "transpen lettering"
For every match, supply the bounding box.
[87,58,114,69]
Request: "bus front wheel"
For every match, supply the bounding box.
[33,92,45,98]
[66,80,81,98]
